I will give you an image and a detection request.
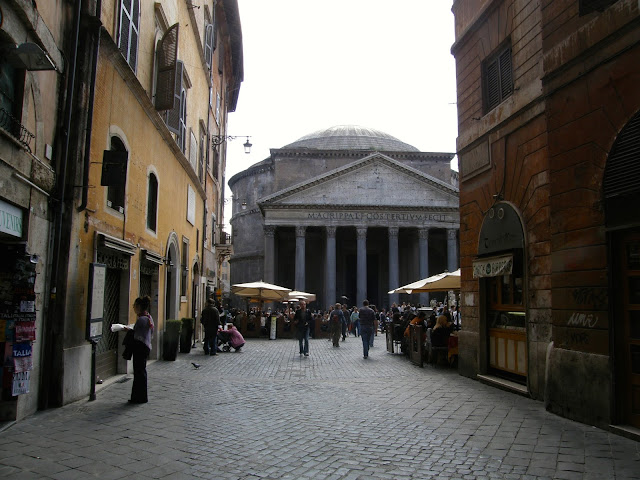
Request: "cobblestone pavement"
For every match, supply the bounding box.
[1,336,639,480]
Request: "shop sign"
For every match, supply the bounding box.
[0,199,23,238]
[473,255,513,278]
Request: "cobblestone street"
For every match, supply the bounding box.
[1,336,639,480]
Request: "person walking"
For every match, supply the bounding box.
[293,300,312,356]
[358,300,375,359]
[201,298,221,355]
[329,303,344,347]
[128,296,154,404]
[350,307,360,337]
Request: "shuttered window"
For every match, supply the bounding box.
[482,43,513,113]
[579,0,619,15]
[218,41,224,75]
[155,24,180,111]
[165,60,184,134]
[118,0,140,72]
[178,88,187,153]
[204,24,215,70]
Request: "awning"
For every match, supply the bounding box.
[472,254,513,278]
[97,233,136,256]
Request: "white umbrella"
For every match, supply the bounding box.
[388,269,461,294]
[231,281,291,302]
[287,290,316,302]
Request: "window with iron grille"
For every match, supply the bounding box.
[482,43,513,114]
[579,0,619,15]
[118,0,140,72]
[147,173,158,232]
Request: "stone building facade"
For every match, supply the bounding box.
[229,126,459,310]
[452,0,640,432]
[39,0,243,409]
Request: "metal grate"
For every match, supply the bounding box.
[140,273,152,298]
[97,268,120,355]
[0,108,35,152]
[604,112,640,198]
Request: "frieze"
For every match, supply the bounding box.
[305,211,452,223]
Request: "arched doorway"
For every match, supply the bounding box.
[165,237,179,322]
[604,110,640,428]
[473,202,527,385]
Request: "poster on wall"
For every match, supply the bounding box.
[12,371,30,396]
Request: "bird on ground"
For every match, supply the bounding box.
[191,362,201,369]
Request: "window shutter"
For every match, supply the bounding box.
[189,129,198,171]
[218,42,224,75]
[129,0,140,71]
[166,60,183,134]
[204,24,214,69]
[118,1,131,60]
[485,59,499,111]
[499,48,513,100]
[155,23,180,111]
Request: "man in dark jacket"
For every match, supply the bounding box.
[201,298,220,355]
[292,300,312,356]
[358,300,376,359]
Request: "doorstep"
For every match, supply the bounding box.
[477,374,529,397]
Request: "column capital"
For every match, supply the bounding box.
[447,228,457,240]
[296,225,307,237]
[356,226,367,238]
[264,225,276,237]
[326,226,337,237]
[388,226,399,238]
[419,228,430,240]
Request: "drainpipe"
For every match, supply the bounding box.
[40,0,83,410]
[78,0,102,213]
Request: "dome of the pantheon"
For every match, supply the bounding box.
[281,125,420,152]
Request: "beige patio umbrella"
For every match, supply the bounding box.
[287,290,316,302]
[231,281,292,302]
[388,269,461,294]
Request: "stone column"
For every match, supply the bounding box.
[447,228,459,273]
[325,226,336,307]
[356,227,367,306]
[295,225,306,291]
[388,227,399,307]
[419,228,430,306]
[263,225,276,284]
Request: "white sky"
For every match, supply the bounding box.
[224,0,458,222]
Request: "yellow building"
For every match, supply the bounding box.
[42,0,243,407]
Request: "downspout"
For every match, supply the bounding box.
[78,0,102,213]
[40,0,83,410]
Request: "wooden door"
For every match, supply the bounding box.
[618,231,640,428]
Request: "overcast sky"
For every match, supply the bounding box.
[224,0,458,219]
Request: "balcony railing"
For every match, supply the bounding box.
[0,108,35,153]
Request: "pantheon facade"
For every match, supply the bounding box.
[228,126,459,309]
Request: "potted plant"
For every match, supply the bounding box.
[163,319,182,361]
[179,317,194,353]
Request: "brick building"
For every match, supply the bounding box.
[452,0,640,432]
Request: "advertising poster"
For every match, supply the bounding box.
[15,321,36,342]
[12,371,30,396]
[14,355,32,373]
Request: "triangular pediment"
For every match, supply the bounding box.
[258,153,458,209]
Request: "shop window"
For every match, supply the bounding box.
[118,0,140,72]
[482,42,513,113]
[107,137,128,213]
[579,0,619,15]
[147,173,158,232]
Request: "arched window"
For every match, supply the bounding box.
[107,136,127,213]
[147,173,158,232]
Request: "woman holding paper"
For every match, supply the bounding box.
[128,296,154,404]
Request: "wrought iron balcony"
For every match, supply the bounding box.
[0,108,35,153]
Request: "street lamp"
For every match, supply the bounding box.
[211,134,252,154]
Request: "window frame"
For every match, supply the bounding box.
[146,172,158,233]
[482,42,513,114]
[118,0,140,72]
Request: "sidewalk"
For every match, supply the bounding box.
[0,336,638,479]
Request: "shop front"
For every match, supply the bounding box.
[474,202,527,386]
